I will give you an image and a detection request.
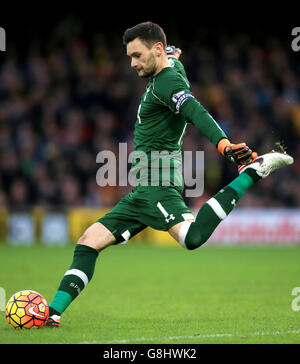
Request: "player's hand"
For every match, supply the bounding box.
[224,143,257,165]
[165,45,182,59]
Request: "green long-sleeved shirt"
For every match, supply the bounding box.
[131,57,227,191]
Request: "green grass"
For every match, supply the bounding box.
[0,242,300,344]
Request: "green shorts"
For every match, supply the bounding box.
[98,186,194,244]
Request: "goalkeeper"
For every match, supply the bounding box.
[46,22,293,327]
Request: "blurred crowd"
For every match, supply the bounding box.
[0,18,299,211]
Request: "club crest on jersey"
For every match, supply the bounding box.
[172,91,193,113]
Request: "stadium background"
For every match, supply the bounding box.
[0,9,299,246]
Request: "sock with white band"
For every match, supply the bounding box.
[180,171,259,250]
[49,244,99,316]
[180,186,239,250]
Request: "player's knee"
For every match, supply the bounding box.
[77,223,115,252]
[77,232,110,252]
[77,231,94,247]
[184,225,208,250]
[185,238,205,250]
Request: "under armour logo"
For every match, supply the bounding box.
[231,199,236,207]
[157,202,175,224]
[165,214,175,223]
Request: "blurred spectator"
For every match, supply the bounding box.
[59,175,83,207]
[0,19,299,210]
[9,178,29,210]
[0,190,8,208]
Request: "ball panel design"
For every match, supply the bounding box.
[5,290,49,329]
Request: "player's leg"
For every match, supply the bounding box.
[46,192,146,327]
[169,151,294,249]
[46,222,116,326]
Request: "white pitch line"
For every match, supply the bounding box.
[80,329,300,344]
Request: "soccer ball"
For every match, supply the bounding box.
[5,290,49,329]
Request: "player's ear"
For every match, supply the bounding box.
[153,42,164,57]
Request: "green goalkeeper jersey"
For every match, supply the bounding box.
[131,57,227,191]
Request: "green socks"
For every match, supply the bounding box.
[49,244,99,316]
[183,170,261,250]
[49,291,72,316]
[228,169,261,198]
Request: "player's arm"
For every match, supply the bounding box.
[165,49,255,165]
[180,97,255,165]
[156,65,255,165]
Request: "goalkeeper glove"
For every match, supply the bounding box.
[218,139,257,165]
[165,45,182,59]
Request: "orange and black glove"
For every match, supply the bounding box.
[217,139,257,165]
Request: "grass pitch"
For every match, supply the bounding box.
[0,242,300,344]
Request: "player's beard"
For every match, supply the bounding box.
[138,53,157,78]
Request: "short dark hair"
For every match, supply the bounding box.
[122,21,167,49]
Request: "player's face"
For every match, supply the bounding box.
[126,38,158,78]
